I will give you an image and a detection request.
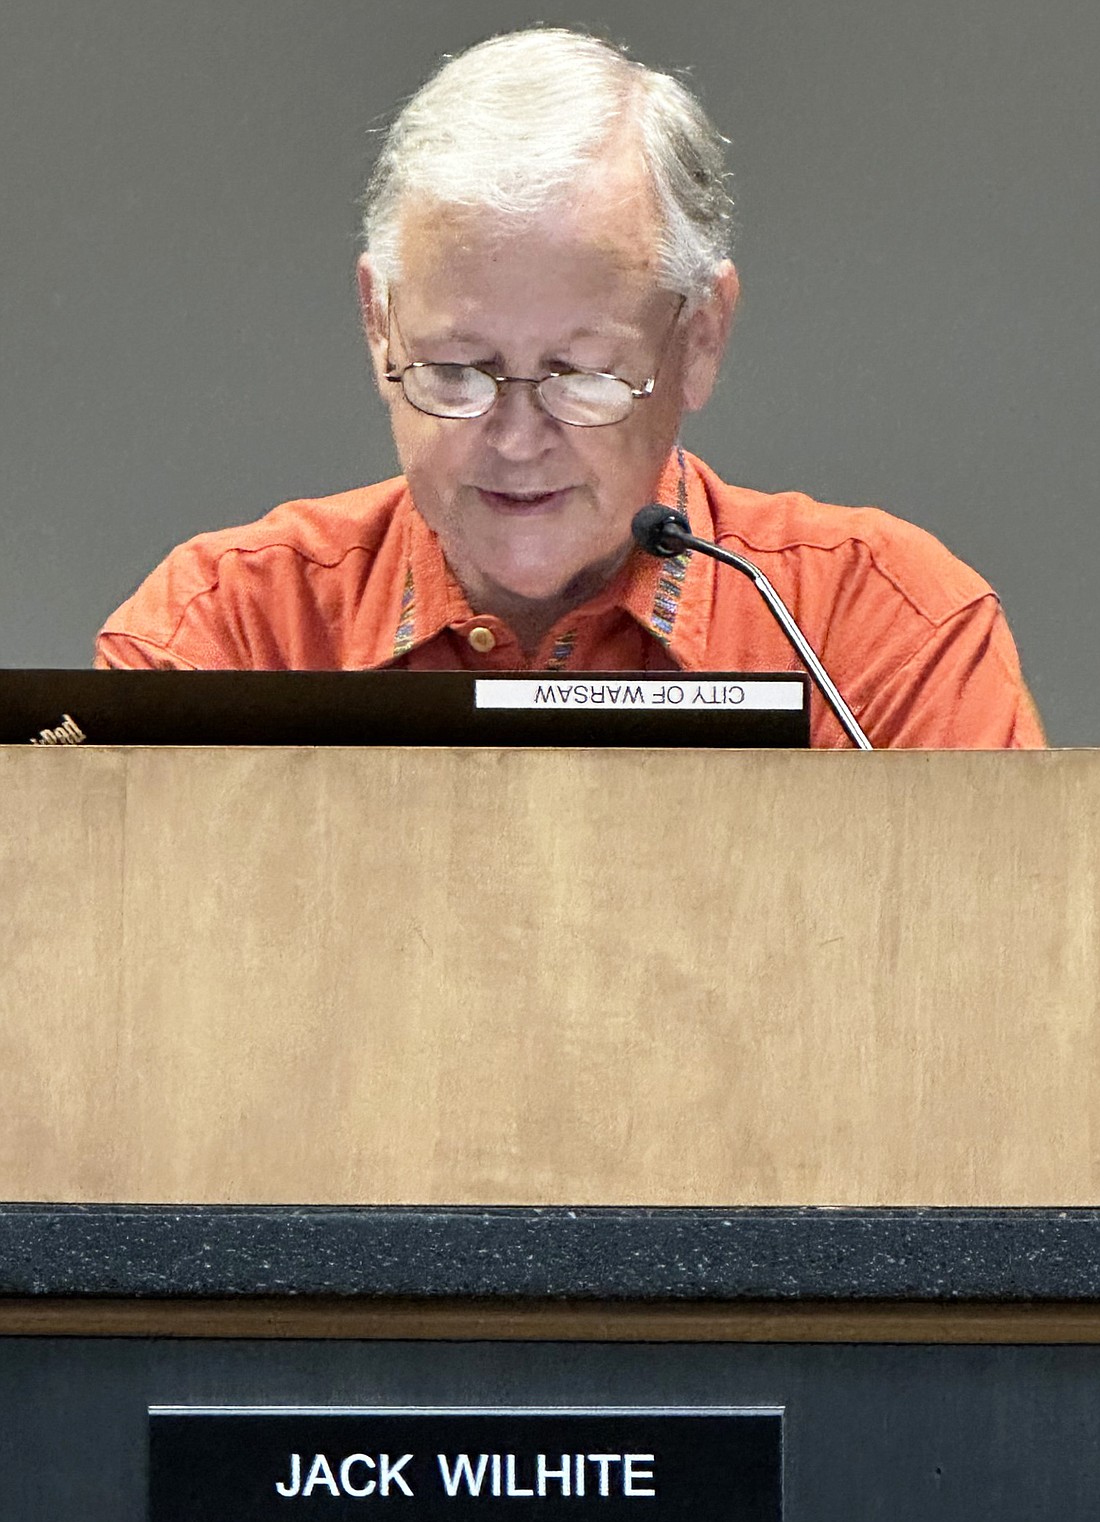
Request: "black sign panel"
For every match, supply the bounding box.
[0,669,809,748]
[148,1406,782,1522]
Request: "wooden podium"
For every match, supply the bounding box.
[3,746,1100,1518]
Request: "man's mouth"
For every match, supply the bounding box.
[476,487,570,513]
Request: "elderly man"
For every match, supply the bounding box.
[95,28,1043,748]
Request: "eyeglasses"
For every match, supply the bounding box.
[383,297,686,428]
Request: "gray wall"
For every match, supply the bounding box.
[2,0,1096,742]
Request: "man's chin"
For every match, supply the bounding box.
[476,545,630,611]
[479,565,585,606]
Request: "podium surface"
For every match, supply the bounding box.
[2,746,1098,1206]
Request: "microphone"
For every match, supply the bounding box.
[631,504,873,750]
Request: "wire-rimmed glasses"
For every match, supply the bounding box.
[383,297,685,428]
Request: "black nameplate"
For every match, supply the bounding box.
[0,669,810,747]
[148,1406,782,1520]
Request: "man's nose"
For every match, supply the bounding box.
[483,379,558,458]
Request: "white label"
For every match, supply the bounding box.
[475,679,803,711]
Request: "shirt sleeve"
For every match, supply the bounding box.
[94,540,262,670]
[94,631,201,670]
[854,593,1046,749]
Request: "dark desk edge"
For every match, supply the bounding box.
[2,1205,1099,1301]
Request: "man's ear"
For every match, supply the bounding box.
[356,253,390,393]
[681,261,740,413]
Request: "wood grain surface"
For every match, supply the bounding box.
[2,747,1097,1205]
[4,1297,1100,1343]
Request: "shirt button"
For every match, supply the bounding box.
[468,625,496,654]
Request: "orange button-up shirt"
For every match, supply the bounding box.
[95,449,1044,748]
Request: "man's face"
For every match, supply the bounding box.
[359,156,736,611]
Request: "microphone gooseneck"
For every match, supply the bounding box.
[630,504,873,750]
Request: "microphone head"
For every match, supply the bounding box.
[631,504,691,558]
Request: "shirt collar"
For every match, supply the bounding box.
[616,447,716,668]
[385,447,716,669]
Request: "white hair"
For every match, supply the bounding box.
[362,28,734,307]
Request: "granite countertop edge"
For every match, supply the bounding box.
[2,1204,1100,1302]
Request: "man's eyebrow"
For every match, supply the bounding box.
[426,329,487,345]
[421,323,638,347]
